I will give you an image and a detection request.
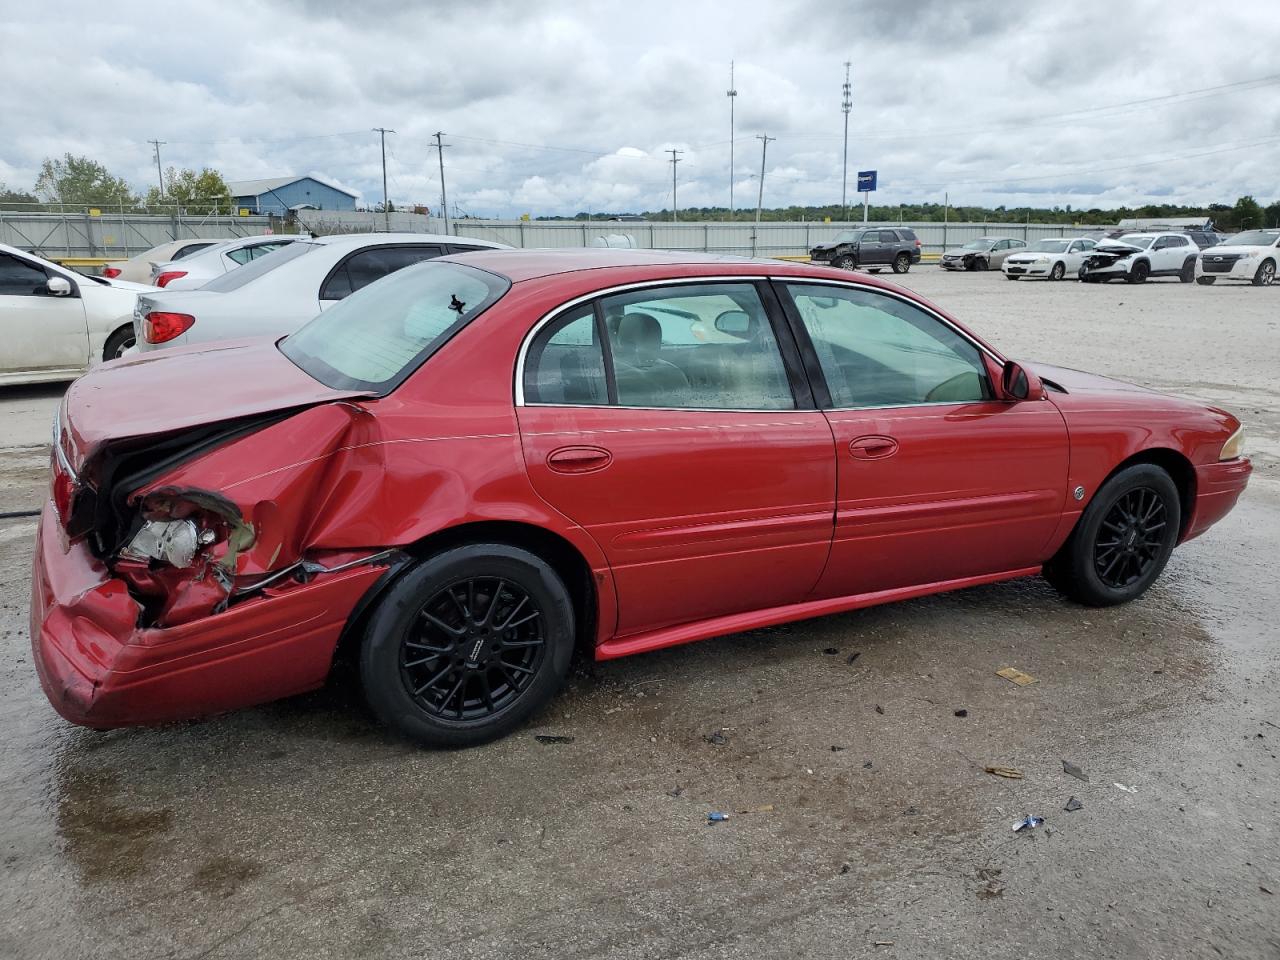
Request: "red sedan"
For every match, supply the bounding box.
[31,251,1251,746]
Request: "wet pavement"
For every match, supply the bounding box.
[1,270,1277,959]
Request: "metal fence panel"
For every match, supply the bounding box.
[0,212,278,258]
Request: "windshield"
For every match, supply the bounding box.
[1115,234,1155,249]
[1025,240,1071,254]
[833,231,867,243]
[1225,230,1280,247]
[202,241,317,292]
[280,260,510,393]
[961,239,993,251]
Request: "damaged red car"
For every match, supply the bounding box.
[32,250,1251,746]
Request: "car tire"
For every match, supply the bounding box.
[1253,259,1276,286]
[1196,276,1216,285]
[1126,260,1150,283]
[1050,262,1066,281]
[1179,258,1196,283]
[833,254,856,271]
[103,325,136,362]
[891,253,911,274]
[360,543,575,748]
[1043,464,1181,608]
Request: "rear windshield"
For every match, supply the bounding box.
[1025,240,1070,253]
[280,260,510,393]
[202,240,316,292]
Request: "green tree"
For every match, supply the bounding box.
[33,153,136,206]
[143,166,233,214]
[0,182,40,208]
[1232,195,1263,231]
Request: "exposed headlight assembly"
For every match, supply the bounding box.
[1219,425,1245,461]
[121,519,216,568]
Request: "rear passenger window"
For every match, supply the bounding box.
[599,283,794,410]
[878,231,899,243]
[523,306,607,404]
[321,246,446,300]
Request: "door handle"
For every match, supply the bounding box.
[848,435,899,460]
[547,445,613,474]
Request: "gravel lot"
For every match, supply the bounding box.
[1,267,1277,959]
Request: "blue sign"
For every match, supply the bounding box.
[857,170,877,192]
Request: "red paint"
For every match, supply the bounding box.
[30,251,1251,729]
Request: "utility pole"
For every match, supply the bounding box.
[753,134,774,257]
[727,61,737,221]
[841,62,852,222]
[372,127,395,231]
[432,132,451,235]
[148,140,166,199]
[667,148,683,222]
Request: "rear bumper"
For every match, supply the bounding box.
[1003,262,1051,277]
[1183,458,1251,542]
[30,504,384,728]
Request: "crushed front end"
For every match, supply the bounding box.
[31,396,403,728]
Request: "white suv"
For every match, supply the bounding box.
[1079,232,1199,284]
[1195,229,1280,286]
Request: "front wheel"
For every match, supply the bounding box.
[1179,258,1196,283]
[833,254,856,271]
[360,543,575,748]
[1196,276,1216,286]
[1049,261,1066,281]
[1253,260,1276,286]
[1126,260,1150,283]
[892,253,911,274]
[1044,464,1180,607]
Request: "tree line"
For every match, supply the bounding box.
[1,153,235,214]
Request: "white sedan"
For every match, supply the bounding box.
[150,234,300,289]
[1001,237,1099,281]
[134,232,510,352]
[0,242,156,385]
[1195,229,1280,286]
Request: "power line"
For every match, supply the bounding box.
[753,134,775,255]
[147,139,165,198]
[372,127,395,230]
[433,132,450,235]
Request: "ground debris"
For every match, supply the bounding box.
[706,811,729,824]
[875,704,885,715]
[985,766,1024,780]
[1064,796,1084,812]
[703,729,729,746]
[823,647,839,655]
[954,709,968,718]
[976,867,1005,899]
[1012,815,1045,832]
[996,667,1039,686]
[533,734,575,745]
[846,652,861,664]
[1063,760,1089,782]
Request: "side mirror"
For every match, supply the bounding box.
[999,360,1045,402]
[714,310,751,338]
[46,276,73,297]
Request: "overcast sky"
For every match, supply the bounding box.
[2,0,1278,217]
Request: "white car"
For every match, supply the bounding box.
[101,239,220,284]
[1078,232,1199,283]
[0,242,157,384]
[1194,229,1280,286]
[134,232,511,352]
[150,235,300,289]
[1001,237,1099,281]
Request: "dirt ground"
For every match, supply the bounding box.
[1,268,1277,960]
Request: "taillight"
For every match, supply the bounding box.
[155,270,188,288]
[144,312,196,343]
[915,239,922,248]
[101,266,122,278]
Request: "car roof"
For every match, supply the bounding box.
[438,248,777,282]
[301,232,510,251]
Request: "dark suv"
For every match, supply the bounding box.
[808,227,922,273]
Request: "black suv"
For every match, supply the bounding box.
[808,227,922,273]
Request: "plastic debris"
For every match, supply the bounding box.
[1063,760,1089,782]
[1114,782,1138,794]
[996,667,1039,686]
[667,786,684,797]
[831,745,845,752]
[875,704,885,715]
[703,730,729,746]
[954,709,968,718]
[847,652,861,664]
[863,760,873,769]
[1012,815,1044,832]
[874,940,895,947]
[840,863,851,875]
[706,811,730,823]
[1064,796,1084,812]
[534,734,575,744]
[985,766,1024,780]
[823,647,839,655]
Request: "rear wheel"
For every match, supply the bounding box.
[1044,464,1180,607]
[1253,259,1276,286]
[833,254,856,271]
[1126,260,1150,283]
[892,253,911,274]
[103,325,135,361]
[1196,276,1216,286]
[1049,261,1066,281]
[360,543,575,748]
[1179,258,1196,283]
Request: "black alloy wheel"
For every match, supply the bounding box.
[1092,487,1168,589]
[1127,260,1150,283]
[361,543,574,747]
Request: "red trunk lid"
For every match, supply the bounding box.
[61,337,371,470]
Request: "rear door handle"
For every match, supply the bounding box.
[849,435,899,460]
[547,445,613,474]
